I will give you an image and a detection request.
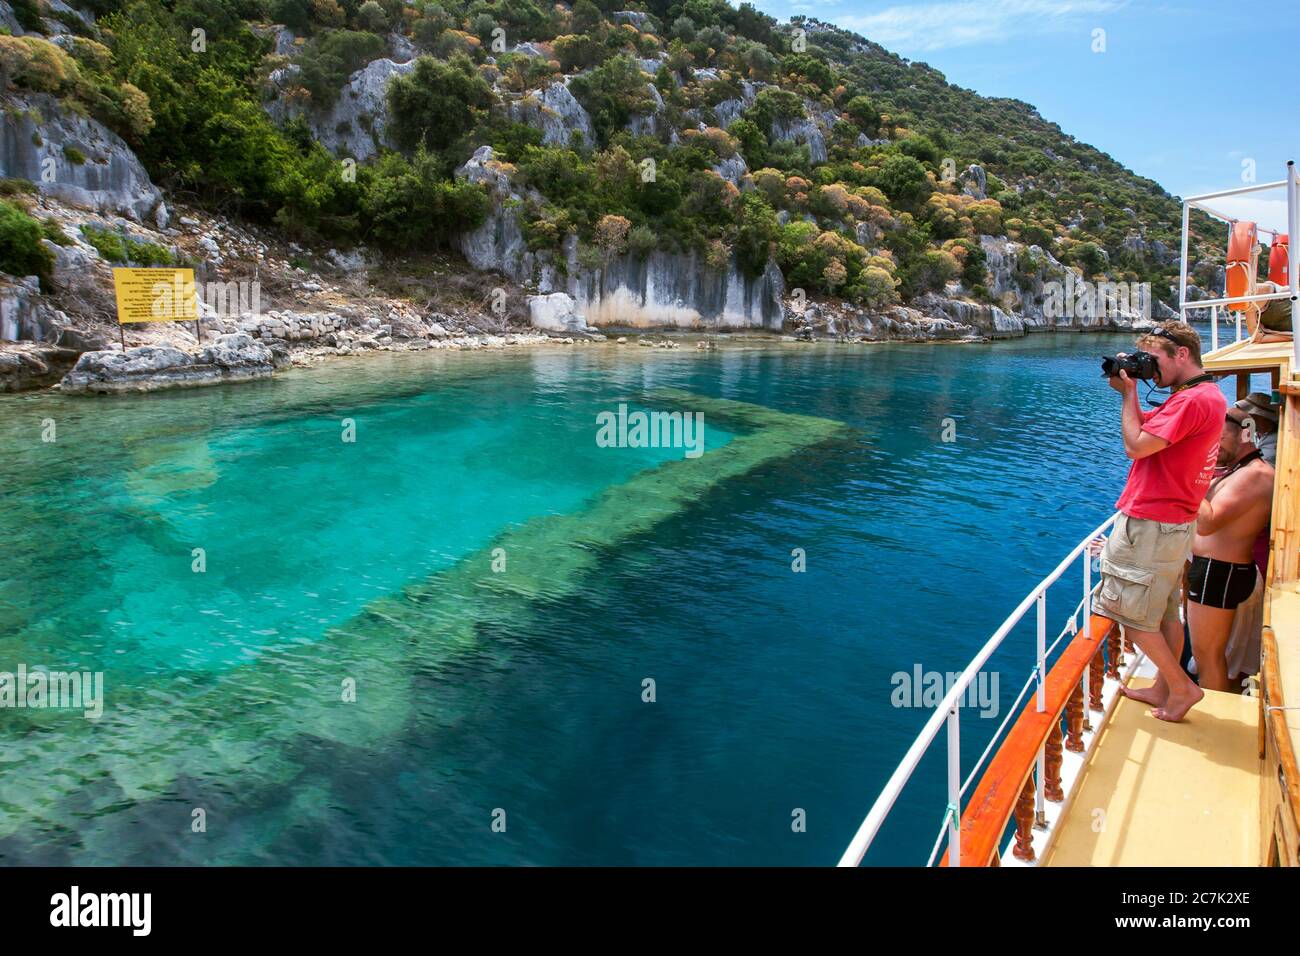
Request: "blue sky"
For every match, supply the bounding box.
[750,0,1299,231]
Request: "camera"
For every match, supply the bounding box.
[1101,350,1159,381]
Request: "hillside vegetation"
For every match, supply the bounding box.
[1,0,1231,311]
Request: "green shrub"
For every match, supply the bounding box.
[80,224,175,266]
[269,0,311,32]
[10,0,44,32]
[296,30,386,109]
[0,199,55,289]
[0,178,37,196]
[40,219,71,246]
[568,54,655,146]
[386,55,495,155]
[362,148,491,248]
[62,144,87,165]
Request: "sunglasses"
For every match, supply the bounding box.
[1225,414,1249,428]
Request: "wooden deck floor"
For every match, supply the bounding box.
[1202,337,1294,375]
[1043,677,1259,867]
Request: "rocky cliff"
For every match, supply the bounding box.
[571,249,784,330]
[455,146,785,330]
[0,92,165,224]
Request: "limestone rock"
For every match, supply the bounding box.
[0,92,163,221]
[527,292,589,333]
[507,81,594,148]
[0,345,81,392]
[60,335,275,394]
[266,58,416,161]
[960,164,987,200]
[569,248,784,330]
[0,276,57,342]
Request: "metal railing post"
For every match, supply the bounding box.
[1211,303,1218,350]
[1083,547,1093,621]
[1034,590,1047,826]
[1289,161,1298,372]
[1179,201,1190,319]
[1036,591,1047,712]
[1083,550,1093,731]
[947,706,961,867]
[1035,746,1046,827]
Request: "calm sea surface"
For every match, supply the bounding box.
[0,330,1247,864]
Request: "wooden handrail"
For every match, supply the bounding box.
[1261,624,1300,859]
[940,613,1118,866]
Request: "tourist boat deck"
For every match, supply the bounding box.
[1041,677,1259,867]
[838,162,1300,868]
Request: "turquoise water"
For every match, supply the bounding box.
[0,335,1213,865]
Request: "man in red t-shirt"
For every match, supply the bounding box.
[1097,321,1225,721]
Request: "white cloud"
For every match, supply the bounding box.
[834,0,1127,53]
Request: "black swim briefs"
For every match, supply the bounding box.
[1187,554,1257,610]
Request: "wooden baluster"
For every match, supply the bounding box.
[1106,625,1123,679]
[1089,641,1106,711]
[1044,719,1065,801]
[1012,775,1036,862]
[1066,680,1085,752]
[1122,624,1135,654]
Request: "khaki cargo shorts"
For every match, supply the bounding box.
[1095,513,1193,633]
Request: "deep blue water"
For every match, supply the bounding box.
[0,330,1249,865]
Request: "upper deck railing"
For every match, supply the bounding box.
[1181,162,1300,357]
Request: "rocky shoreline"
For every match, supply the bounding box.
[11,316,1148,397]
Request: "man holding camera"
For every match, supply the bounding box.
[1099,321,1225,722]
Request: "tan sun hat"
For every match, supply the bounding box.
[1235,391,1278,422]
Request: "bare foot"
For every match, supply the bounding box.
[1152,685,1205,722]
[1121,684,1167,707]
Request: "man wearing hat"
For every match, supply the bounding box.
[1235,392,1278,464]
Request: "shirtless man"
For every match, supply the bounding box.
[1186,407,1275,691]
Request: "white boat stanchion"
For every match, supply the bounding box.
[1036,592,1046,713]
[1034,592,1047,826]
[947,707,961,867]
[1289,161,1298,372]
[1083,553,1093,732]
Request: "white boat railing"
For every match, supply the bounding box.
[837,511,1120,867]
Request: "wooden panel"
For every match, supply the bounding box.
[1262,624,1300,864]
[1269,392,1300,584]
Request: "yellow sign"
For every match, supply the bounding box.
[112,268,199,324]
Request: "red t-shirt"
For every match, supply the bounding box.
[1115,381,1225,523]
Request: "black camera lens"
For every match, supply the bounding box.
[1100,350,1158,381]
